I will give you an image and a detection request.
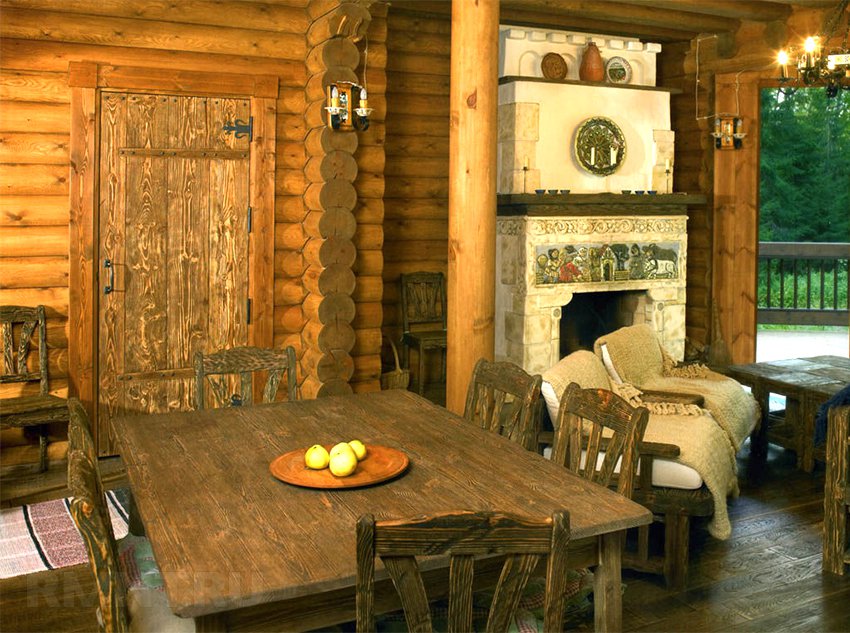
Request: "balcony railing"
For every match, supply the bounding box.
[758,242,850,327]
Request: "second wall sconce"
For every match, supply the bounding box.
[325,81,373,131]
[711,116,746,150]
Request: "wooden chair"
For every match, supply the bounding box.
[0,305,67,472]
[550,382,649,499]
[193,345,297,410]
[400,272,447,395]
[67,398,195,632]
[824,405,850,575]
[463,358,543,452]
[355,510,570,633]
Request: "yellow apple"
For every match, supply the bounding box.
[304,444,330,470]
[329,449,358,477]
[348,440,367,461]
[330,442,355,459]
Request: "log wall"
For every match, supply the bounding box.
[0,0,386,466]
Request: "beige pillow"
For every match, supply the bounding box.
[594,324,665,386]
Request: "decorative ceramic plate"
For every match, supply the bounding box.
[541,52,568,80]
[270,445,409,489]
[574,116,627,176]
[605,56,632,84]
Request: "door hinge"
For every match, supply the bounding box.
[247,298,252,325]
[247,206,253,233]
[222,116,253,142]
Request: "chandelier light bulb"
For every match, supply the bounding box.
[777,50,789,65]
[804,36,817,53]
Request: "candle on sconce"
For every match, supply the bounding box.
[735,118,743,135]
[590,147,596,166]
[331,86,340,108]
[665,158,671,171]
[359,87,368,109]
[714,118,721,136]
[610,147,617,165]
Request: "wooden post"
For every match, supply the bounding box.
[446,0,498,414]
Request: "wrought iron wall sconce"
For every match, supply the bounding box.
[325,82,372,131]
[711,116,746,150]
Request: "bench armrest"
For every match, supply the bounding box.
[640,389,705,407]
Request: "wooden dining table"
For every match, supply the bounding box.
[113,389,652,632]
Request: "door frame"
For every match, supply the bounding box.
[68,61,278,433]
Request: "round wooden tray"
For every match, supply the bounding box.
[541,52,567,80]
[270,445,409,489]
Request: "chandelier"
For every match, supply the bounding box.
[776,0,850,97]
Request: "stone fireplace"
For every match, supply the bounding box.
[495,195,705,375]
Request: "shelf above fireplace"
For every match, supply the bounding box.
[497,192,707,217]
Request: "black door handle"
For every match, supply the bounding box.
[104,259,114,295]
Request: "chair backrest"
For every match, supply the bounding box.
[193,345,297,410]
[355,510,570,633]
[463,359,542,451]
[400,272,447,333]
[67,398,129,633]
[551,382,649,499]
[0,305,48,396]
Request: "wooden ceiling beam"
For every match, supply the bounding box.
[502,1,741,34]
[613,1,792,22]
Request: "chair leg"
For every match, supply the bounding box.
[38,426,48,473]
[128,493,146,537]
[418,346,426,396]
[663,512,689,590]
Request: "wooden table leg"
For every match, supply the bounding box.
[594,531,623,633]
[195,612,227,632]
[748,383,769,481]
[800,394,817,473]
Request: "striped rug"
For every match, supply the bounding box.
[0,489,130,579]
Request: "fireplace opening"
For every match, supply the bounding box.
[559,290,647,357]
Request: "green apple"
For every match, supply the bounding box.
[329,449,358,477]
[304,444,330,470]
[348,439,367,461]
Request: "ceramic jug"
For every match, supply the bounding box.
[579,42,605,82]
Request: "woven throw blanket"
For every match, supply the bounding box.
[0,489,129,579]
[611,382,706,417]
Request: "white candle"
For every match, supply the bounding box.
[665,158,671,171]
[523,155,529,169]
[610,147,617,164]
[590,147,596,166]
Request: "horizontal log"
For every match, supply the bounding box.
[273,278,306,307]
[305,126,358,157]
[386,70,449,96]
[0,101,69,134]
[353,249,383,276]
[301,348,355,383]
[381,261,445,281]
[304,209,357,241]
[0,377,67,400]
[1,8,307,60]
[383,239,446,263]
[273,169,307,197]
[303,292,356,325]
[0,69,69,104]
[0,195,70,226]
[353,171,385,199]
[272,332,303,357]
[387,9,451,36]
[0,256,68,288]
[274,195,308,224]
[304,66,359,104]
[383,218,447,241]
[354,198,384,225]
[302,319,356,355]
[351,275,382,303]
[351,301,382,330]
[385,133,449,158]
[383,197,447,220]
[0,38,307,86]
[304,180,357,213]
[0,164,68,196]
[306,1,373,47]
[274,222,307,251]
[350,377,380,393]
[306,37,360,75]
[353,224,383,250]
[2,0,311,34]
[353,121,386,148]
[275,113,308,142]
[273,304,305,335]
[0,132,69,165]
[277,88,308,116]
[384,156,449,178]
[276,141,307,170]
[352,326,381,357]
[303,236,356,269]
[386,29,449,56]
[274,250,306,279]
[353,145,385,174]
[305,151,359,183]
[0,225,68,256]
[303,263,356,296]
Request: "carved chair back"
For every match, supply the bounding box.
[463,359,542,451]
[355,510,570,633]
[400,272,447,334]
[1,305,48,395]
[551,382,649,499]
[193,345,297,410]
[67,398,129,633]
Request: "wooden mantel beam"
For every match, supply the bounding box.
[446,0,498,414]
[614,0,792,22]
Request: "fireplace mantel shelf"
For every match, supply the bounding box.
[497,193,707,217]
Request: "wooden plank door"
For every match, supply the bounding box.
[97,92,251,455]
